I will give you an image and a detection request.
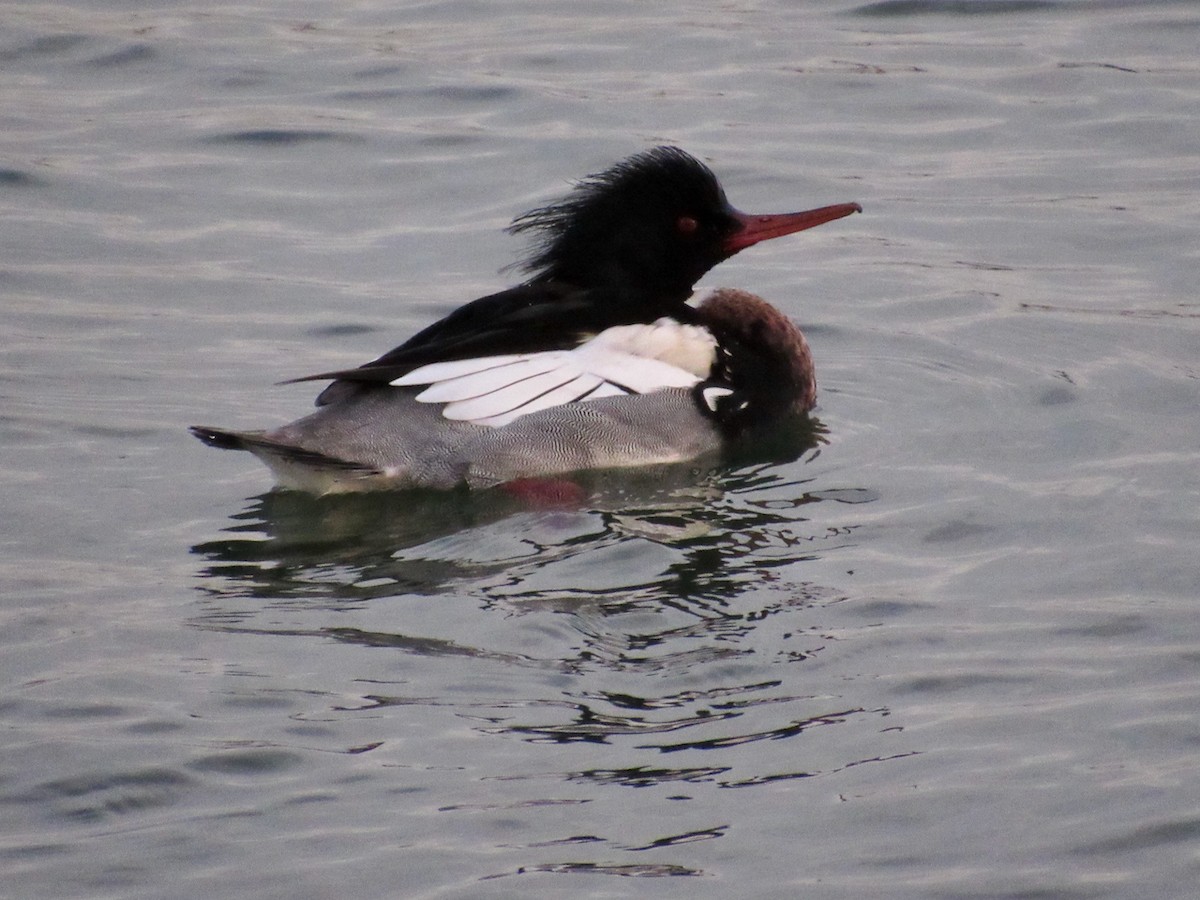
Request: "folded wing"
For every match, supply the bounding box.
[392,318,717,427]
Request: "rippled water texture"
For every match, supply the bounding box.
[2,1,1198,898]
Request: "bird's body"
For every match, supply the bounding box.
[192,148,859,494]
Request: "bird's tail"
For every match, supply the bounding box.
[188,425,378,474]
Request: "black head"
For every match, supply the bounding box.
[509,147,733,303]
[508,147,861,307]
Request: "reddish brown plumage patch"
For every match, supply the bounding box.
[696,288,816,413]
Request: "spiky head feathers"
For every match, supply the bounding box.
[508,147,741,298]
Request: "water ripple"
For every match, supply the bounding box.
[20,769,195,824]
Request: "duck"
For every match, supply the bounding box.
[191,147,860,494]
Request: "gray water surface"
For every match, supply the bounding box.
[3,1,1198,898]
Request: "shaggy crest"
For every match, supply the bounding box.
[508,146,730,280]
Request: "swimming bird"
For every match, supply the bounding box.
[191,147,860,493]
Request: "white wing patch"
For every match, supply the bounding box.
[700,385,734,413]
[391,318,717,427]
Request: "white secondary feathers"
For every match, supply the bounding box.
[391,318,718,427]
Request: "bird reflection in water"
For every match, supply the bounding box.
[190,420,888,773]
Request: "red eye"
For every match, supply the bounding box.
[676,215,699,235]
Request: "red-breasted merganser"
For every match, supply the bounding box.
[191,147,860,493]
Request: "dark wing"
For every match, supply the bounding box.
[290,281,701,406]
[290,283,583,389]
[383,281,578,359]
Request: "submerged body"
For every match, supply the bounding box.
[192,148,858,494]
[193,289,815,493]
[198,383,720,493]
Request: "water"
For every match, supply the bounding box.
[3,1,1198,897]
